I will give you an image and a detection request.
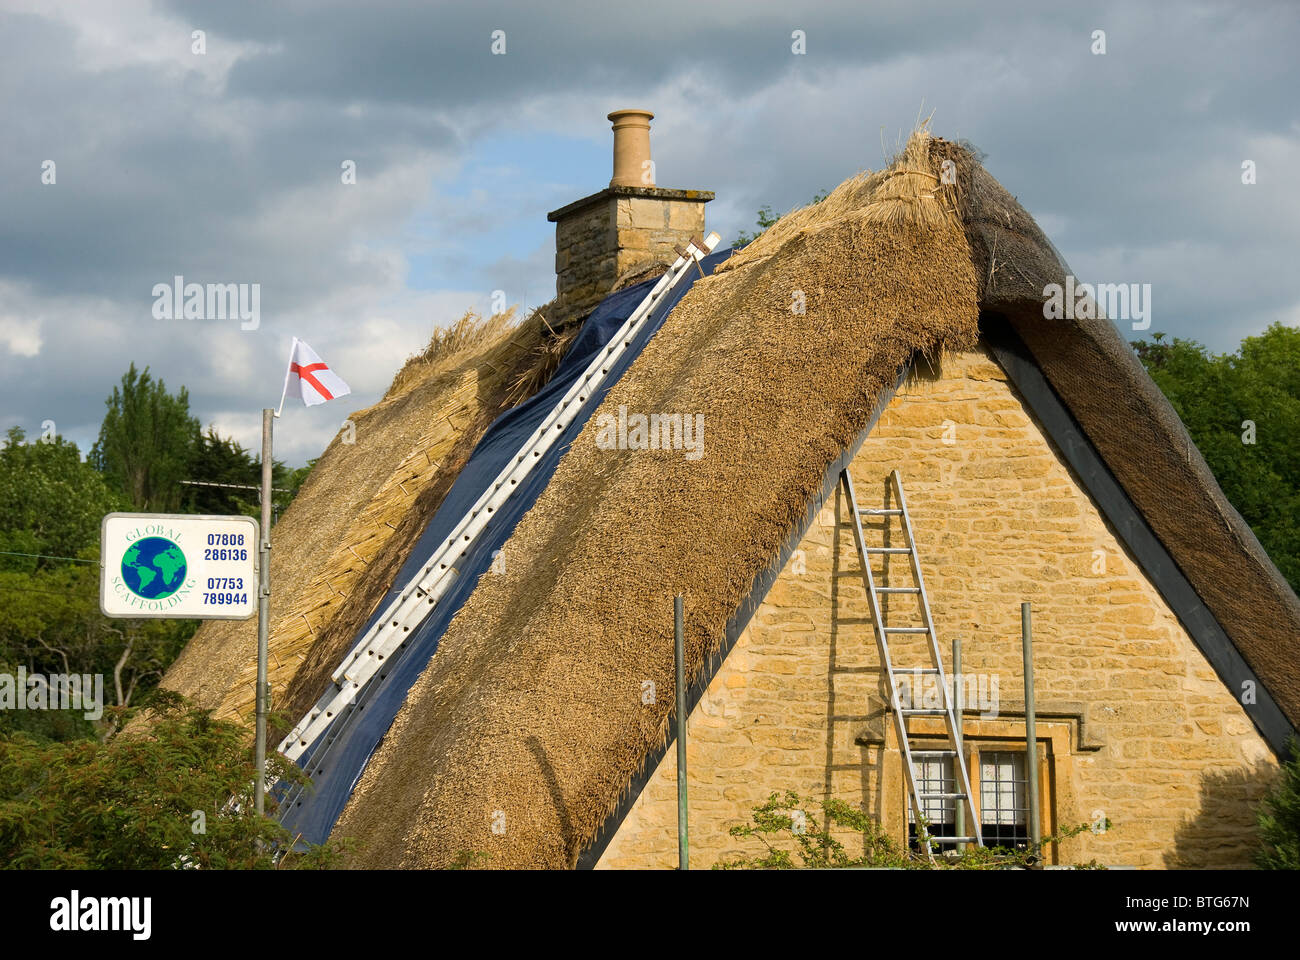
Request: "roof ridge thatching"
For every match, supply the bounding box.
[385,308,519,402]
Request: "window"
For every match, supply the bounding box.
[902,745,1045,854]
[907,754,956,850]
[979,751,1029,849]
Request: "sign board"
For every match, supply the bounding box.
[100,513,259,620]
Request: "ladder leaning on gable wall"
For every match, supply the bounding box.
[841,468,984,858]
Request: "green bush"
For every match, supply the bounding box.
[0,690,340,869]
[715,790,1098,869]
[1257,739,1300,869]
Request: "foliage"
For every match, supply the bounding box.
[182,428,263,516]
[1133,324,1300,591]
[735,189,828,247]
[1256,738,1300,869]
[715,790,906,868]
[0,565,193,719]
[735,205,780,248]
[714,790,1100,870]
[0,367,317,740]
[90,363,201,512]
[0,427,194,735]
[0,427,123,572]
[280,458,317,507]
[181,429,310,520]
[0,690,339,869]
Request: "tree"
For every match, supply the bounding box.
[735,205,779,247]
[281,458,316,502]
[182,428,263,516]
[0,426,194,739]
[182,430,314,520]
[0,427,122,572]
[90,364,200,512]
[1133,324,1300,591]
[0,560,194,739]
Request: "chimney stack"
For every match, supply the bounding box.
[547,109,713,329]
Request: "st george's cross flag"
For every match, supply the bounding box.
[278,337,351,411]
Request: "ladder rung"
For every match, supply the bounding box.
[876,587,920,594]
[900,708,947,716]
[883,627,929,634]
[859,508,902,516]
[917,792,967,800]
[865,547,912,554]
[910,750,957,758]
[927,836,978,844]
[892,667,939,675]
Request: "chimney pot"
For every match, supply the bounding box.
[546,109,712,328]
[607,108,654,187]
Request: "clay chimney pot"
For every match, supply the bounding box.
[607,109,654,188]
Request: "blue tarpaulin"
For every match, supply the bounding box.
[279,248,731,844]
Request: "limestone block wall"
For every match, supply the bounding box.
[596,344,1279,870]
[553,196,619,325]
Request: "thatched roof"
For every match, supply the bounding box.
[319,132,1299,868]
[162,130,1300,868]
[931,138,1300,736]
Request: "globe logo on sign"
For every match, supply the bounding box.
[120,536,188,600]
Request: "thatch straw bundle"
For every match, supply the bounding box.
[331,132,981,868]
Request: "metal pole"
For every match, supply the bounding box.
[1021,602,1040,859]
[675,594,688,870]
[953,636,965,853]
[255,408,273,818]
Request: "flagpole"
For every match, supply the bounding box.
[255,407,272,819]
[275,338,296,419]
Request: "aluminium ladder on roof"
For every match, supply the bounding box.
[841,467,984,858]
[277,231,722,763]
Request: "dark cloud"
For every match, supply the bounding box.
[2,0,1296,465]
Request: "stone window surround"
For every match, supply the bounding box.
[860,710,1084,864]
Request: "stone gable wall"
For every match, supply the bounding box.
[596,344,1278,869]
